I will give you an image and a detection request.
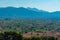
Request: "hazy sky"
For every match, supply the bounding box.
[0,0,60,12]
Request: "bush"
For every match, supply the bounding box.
[0,31,23,40]
[31,37,41,40]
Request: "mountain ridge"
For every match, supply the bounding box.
[0,7,60,19]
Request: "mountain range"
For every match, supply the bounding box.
[0,7,60,19]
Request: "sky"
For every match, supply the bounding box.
[0,0,60,12]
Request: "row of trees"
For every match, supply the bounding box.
[0,31,58,40]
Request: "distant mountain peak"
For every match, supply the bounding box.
[27,7,49,13]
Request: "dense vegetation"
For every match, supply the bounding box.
[0,18,60,33]
[0,18,60,39]
[0,31,58,40]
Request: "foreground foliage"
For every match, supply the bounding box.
[0,31,58,40]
